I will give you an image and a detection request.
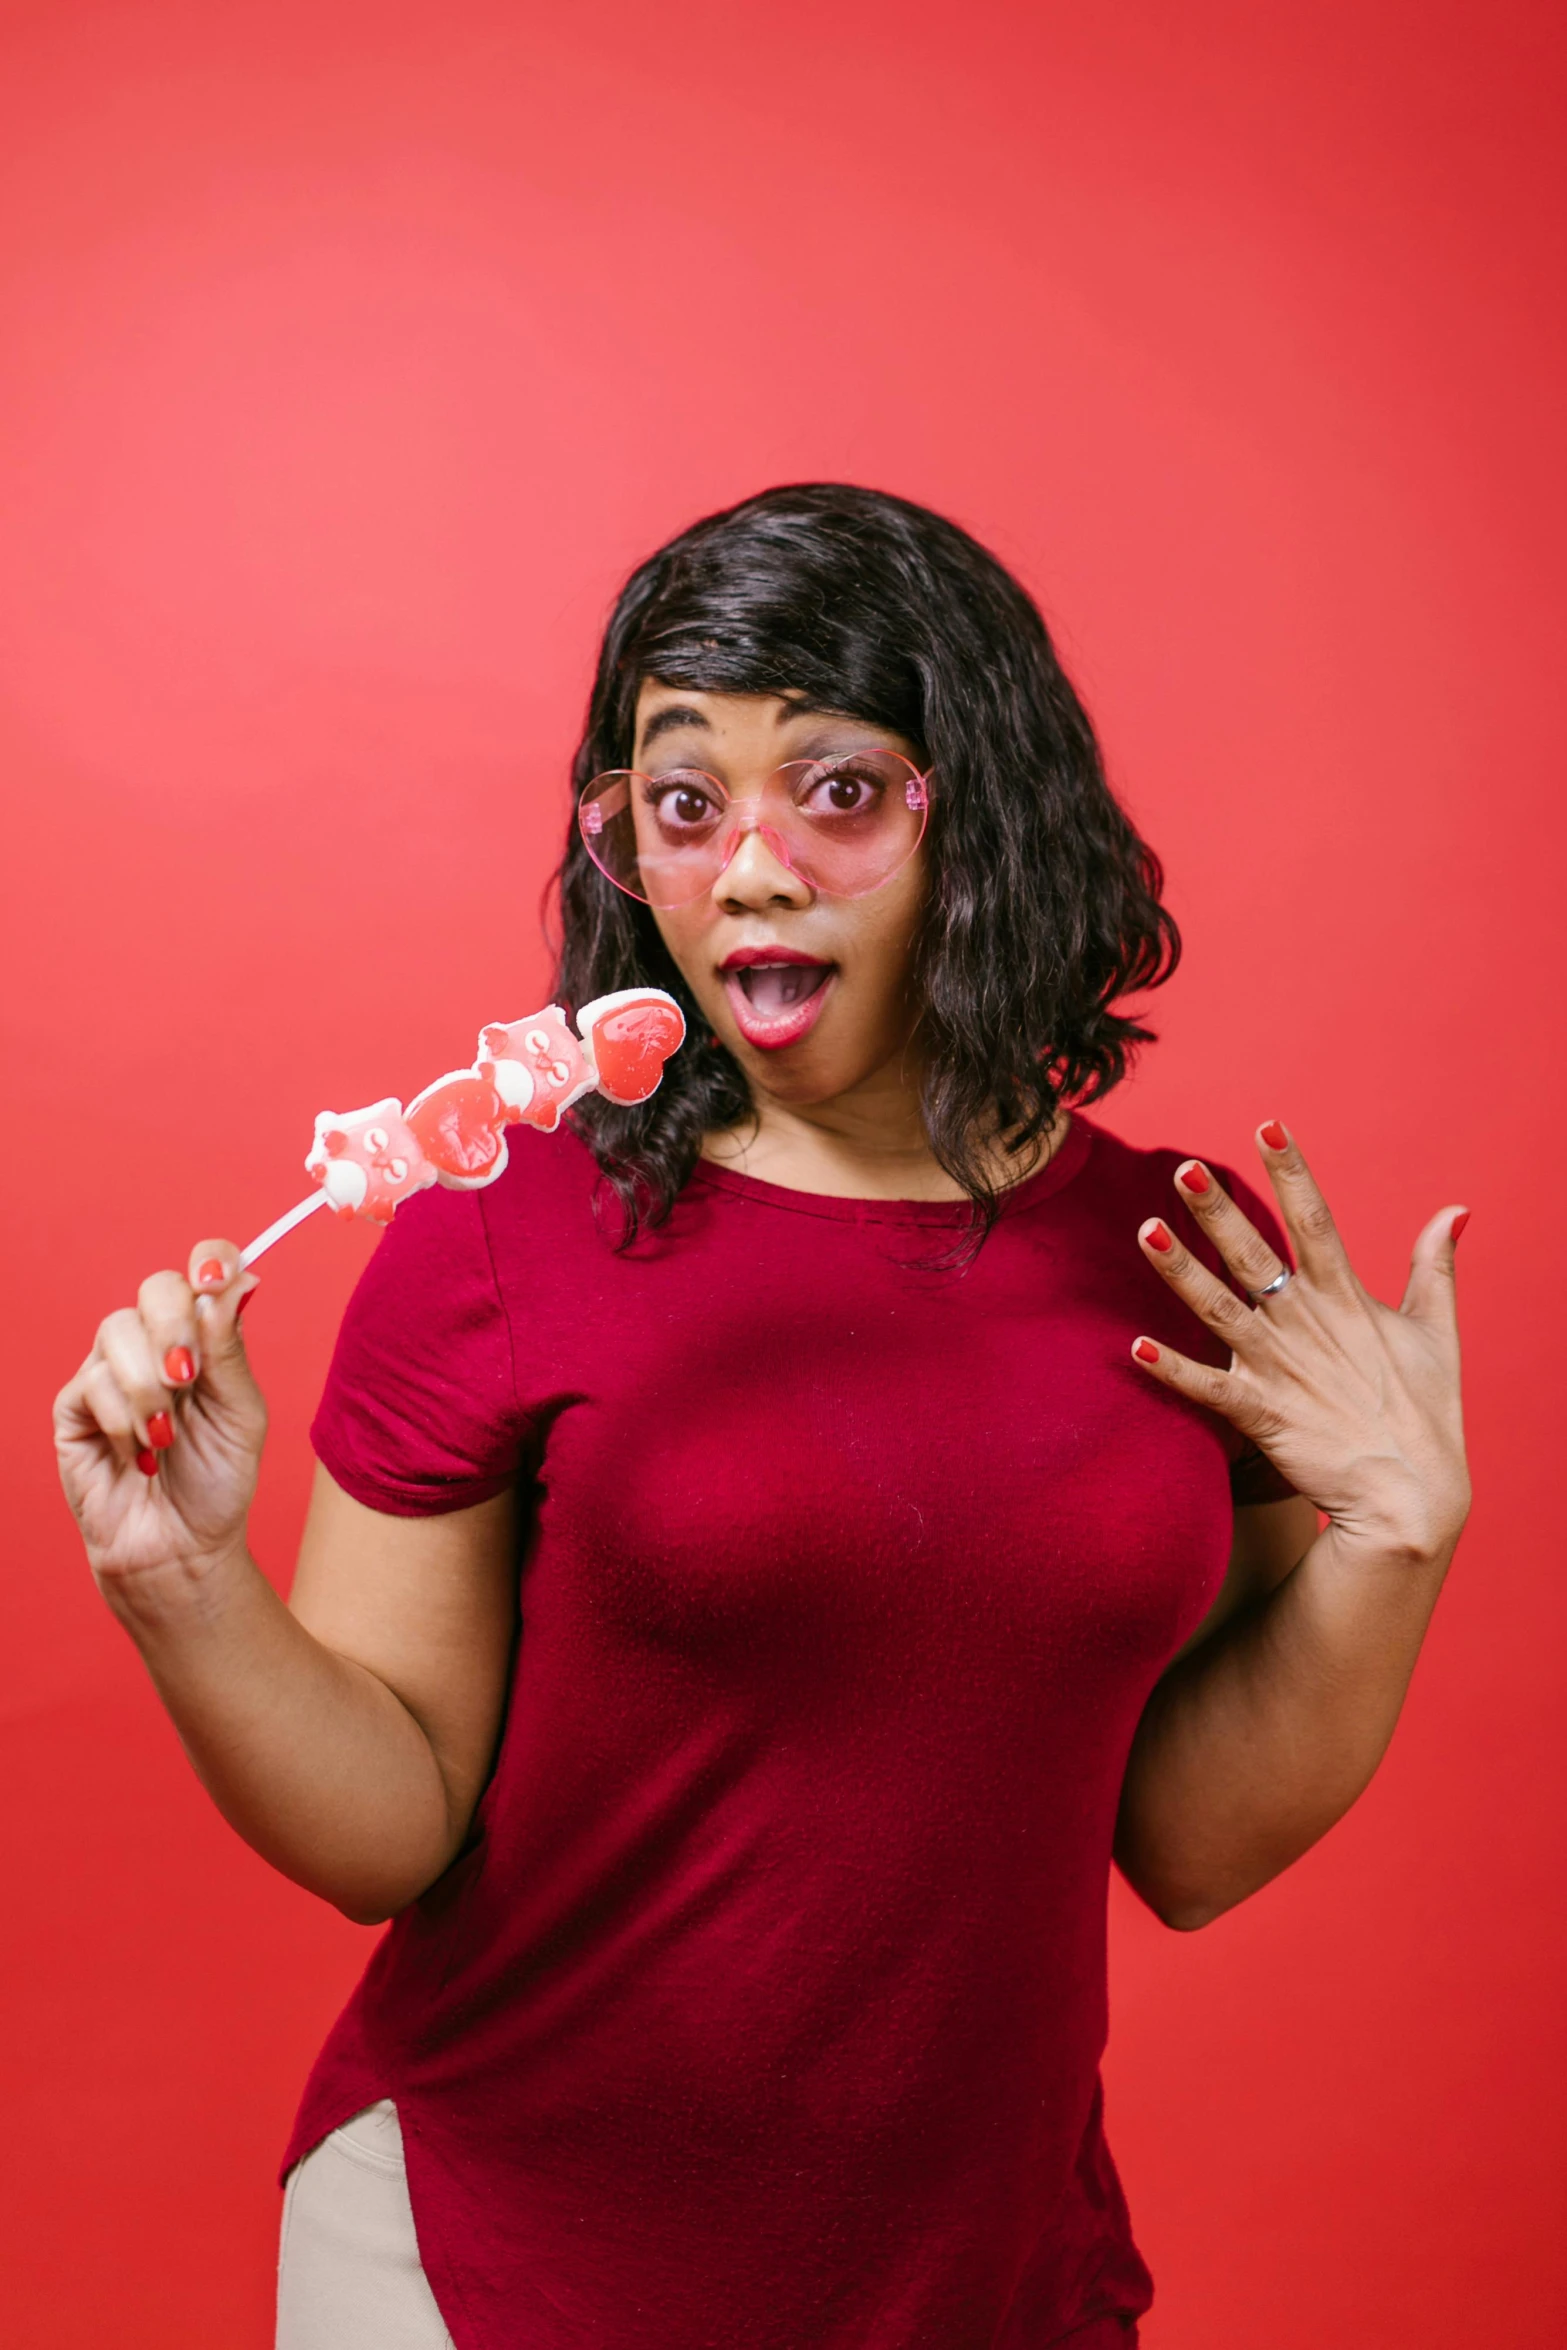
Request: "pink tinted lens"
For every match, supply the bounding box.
[641,771,742,906]
[774,752,928,898]
[579,768,733,907]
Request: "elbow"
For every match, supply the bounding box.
[336,1895,401,1928]
[1150,1892,1225,1933]
[1143,1871,1262,1932]
[322,1872,424,1928]
[332,1873,431,1927]
[328,1849,466,1928]
[1115,1844,1237,1933]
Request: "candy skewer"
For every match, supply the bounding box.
[240,1191,331,1271]
[228,991,686,1276]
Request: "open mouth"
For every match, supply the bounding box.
[720,956,837,1049]
[732,963,831,1014]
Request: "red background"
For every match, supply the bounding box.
[2,2,1561,2341]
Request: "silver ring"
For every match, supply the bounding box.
[1249,1267,1293,1301]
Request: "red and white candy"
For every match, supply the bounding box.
[243,988,686,1266]
[304,1099,438,1226]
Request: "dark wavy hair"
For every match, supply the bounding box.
[553,483,1178,1250]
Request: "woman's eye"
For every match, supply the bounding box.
[648,776,720,827]
[806,762,881,816]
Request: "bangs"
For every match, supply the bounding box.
[608,520,926,758]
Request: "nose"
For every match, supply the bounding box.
[711,818,813,912]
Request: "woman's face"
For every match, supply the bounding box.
[629,683,929,1112]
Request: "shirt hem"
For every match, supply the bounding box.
[309,1425,515,1519]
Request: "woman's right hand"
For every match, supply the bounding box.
[54,1244,267,1607]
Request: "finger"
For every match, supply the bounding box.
[1253,1121,1353,1287]
[96,1307,176,1452]
[188,1240,245,1298]
[1171,1161,1289,1301]
[1129,1333,1262,1433]
[1138,1217,1256,1346]
[55,1358,154,1481]
[186,1239,261,1407]
[137,1268,201,1395]
[1400,1205,1470,1327]
[78,1357,144,1469]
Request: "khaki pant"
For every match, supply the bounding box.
[276,2101,454,2349]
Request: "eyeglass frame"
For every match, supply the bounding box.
[575,749,935,908]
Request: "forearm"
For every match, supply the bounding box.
[109,1546,464,1924]
[1115,1524,1453,1929]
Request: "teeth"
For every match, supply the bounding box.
[735,963,829,1015]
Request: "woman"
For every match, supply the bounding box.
[54,484,1470,2349]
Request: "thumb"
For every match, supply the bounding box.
[1400,1205,1470,1326]
[186,1243,264,1410]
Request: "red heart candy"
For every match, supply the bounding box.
[582,993,687,1104]
[405,1072,509,1180]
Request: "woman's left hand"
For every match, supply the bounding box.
[1132,1122,1471,1569]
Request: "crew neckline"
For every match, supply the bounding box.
[688,1113,1093,1225]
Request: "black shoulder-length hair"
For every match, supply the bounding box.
[553,482,1178,1249]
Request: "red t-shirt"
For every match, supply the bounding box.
[288,1115,1293,2349]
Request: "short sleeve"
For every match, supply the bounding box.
[310,1184,528,1518]
[1209,1161,1300,1511]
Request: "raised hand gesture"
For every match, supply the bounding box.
[1132,1122,1470,1570]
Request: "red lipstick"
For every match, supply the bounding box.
[719,946,836,1051]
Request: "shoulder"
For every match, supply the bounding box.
[1061,1118,1287,1260]
[1067,1116,1289,1269]
[326,1122,606,1331]
[1057,1119,1202,1215]
[310,1137,603,1516]
[476,1118,605,1239]
[1069,1118,1269,1209]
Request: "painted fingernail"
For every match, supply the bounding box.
[1178,1163,1210,1194]
[164,1346,195,1384]
[1452,1210,1470,1242]
[1145,1220,1175,1253]
[196,1259,228,1289]
[136,1448,159,1477]
[1133,1338,1161,1365]
[147,1410,174,1449]
[1260,1121,1288,1152]
[236,1285,257,1321]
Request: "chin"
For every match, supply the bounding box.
[730,1028,902,1104]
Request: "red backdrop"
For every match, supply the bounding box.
[2,2,1561,2341]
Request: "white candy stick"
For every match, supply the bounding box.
[240,1190,331,1270]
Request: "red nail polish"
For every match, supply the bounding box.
[147,1410,174,1449]
[164,1346,195,1384]
[1145,1220,1174,1253]
[236,1286,257,1321]
[1260,1121,1288,1152]
[136,1448,158,1477]
[196,1259,227,1288]
[1178,1163,1210,1194]
[1452,1210,1470,1242]
[1133,1338,1160,1365]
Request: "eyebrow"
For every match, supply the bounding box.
[636,698,873,753]
[638,704,711,749]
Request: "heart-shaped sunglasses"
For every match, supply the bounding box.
[578,750,932,908]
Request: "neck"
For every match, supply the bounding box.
[702,1053,1062,1202]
